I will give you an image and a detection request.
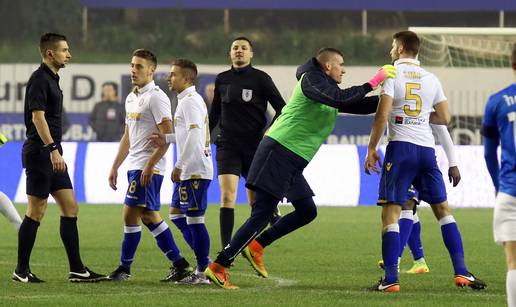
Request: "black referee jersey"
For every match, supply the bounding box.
[23,63,64,154]
[209,65,285,144]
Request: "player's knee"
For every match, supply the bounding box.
[140,211,160,225]
[305,205,318,223]
[296,199,317,224]
[221,192,236,208]
[26,200,48,221]
[61,204,78,217]
[432,202,450,220]
[382,204,401,225]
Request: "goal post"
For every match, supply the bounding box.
[408,27,516,67]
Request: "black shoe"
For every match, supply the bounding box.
[12,270,45,283]
[160,266,194,282]
[367,277,400,292]
[69,267,107,282]
[108,266,131,281]
[270,206,282,226]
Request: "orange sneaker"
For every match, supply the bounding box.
[454,272,486,290]
[242,240,268,278]
[204,262,238,290]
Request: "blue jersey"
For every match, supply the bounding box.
[483,83,516,196]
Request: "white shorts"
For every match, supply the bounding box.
[493,192,516,245]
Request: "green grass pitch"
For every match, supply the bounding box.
[0,205,506,306]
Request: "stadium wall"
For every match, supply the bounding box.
[0,64,512,145]
[0,64,510,115]
[0,142,496,207]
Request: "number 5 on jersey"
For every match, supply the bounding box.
[404,83,422,117]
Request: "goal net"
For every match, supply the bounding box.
[408,27,516,67]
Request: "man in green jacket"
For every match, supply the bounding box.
[205,47,396,289]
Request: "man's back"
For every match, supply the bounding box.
[382,58,446,148]
[484,83,516,194]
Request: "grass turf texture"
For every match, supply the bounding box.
[0,205,505,306]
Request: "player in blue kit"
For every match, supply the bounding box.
[107,49,193,282]
[377,124,461,274]
[482,43,516,307]
[365,31,486,292]
[149,59,213,285]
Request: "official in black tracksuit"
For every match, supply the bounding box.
[209,37,285,248]
[14,33,105,283]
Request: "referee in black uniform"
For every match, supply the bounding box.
[209,37,285,248]
[13,33,105,283]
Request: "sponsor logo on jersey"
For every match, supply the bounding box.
[395,116,403,124]
[242,89,253,102]
[404,117,426,126]
[126,112,141,121]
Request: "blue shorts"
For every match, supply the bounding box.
[246,136,314,202]
[124,170,164,211]
[171,179,211,217]
[378,141,446,207]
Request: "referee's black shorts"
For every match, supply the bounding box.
[245,136,314,202]
[215,137,260,178]
[22,147,73,199]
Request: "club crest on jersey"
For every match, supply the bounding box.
[242,89,253,102]
[386,162,392,172]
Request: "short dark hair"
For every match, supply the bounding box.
[316,47,344,64]
[102,81,118,96]
[132,49,157,68]
[172,59,198,84]
[39,33,67,56]
[233,36,253,49]
[393,31,420,56]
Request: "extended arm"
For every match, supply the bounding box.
[301,71,373,109]
[338,96,379,115]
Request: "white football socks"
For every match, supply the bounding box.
[508,269,516,307]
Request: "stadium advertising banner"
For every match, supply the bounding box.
[0,142,496,207]
[0,64,510,145]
